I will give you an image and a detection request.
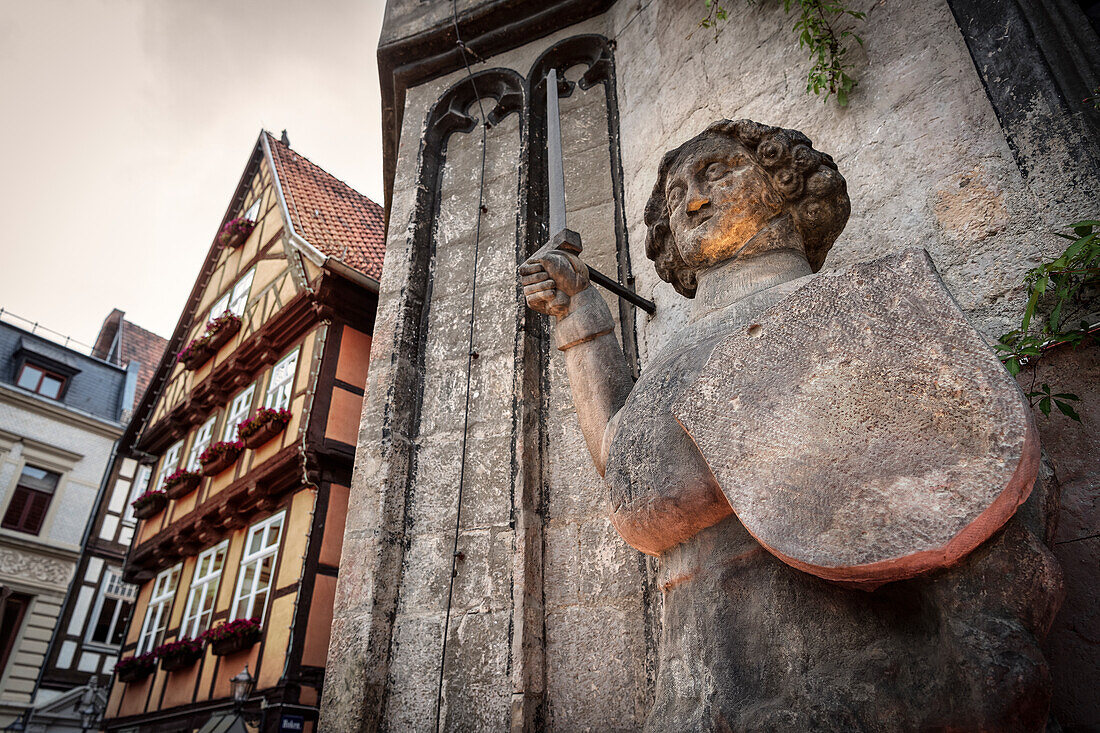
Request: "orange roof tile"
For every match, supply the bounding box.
[266,133,385,280]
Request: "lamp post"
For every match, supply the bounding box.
[230,666,262,728]
[230,666,254,710]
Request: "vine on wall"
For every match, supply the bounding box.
[996,219,1100,421]
[701,0,866,106]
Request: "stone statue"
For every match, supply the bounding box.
[519,120,1063,731]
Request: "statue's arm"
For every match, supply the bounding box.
[520,251,634,475]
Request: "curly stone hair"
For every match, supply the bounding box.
[643,119,851,298]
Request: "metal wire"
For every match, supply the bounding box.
[434,2,489,729]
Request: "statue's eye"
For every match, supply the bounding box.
[667,185,686,208]
[705,162,729,180]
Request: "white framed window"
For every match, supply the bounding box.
[210,292,231,321]
[179,541,228,640]
[230,512,285,622]
[186,416,218,471]
[136,564,181,655]
[228,268,255,317]
[208,267,256,321]
[122,465,152,524]
[223,384,256,442]
[85,567,137,649]
[243,197,261,221]
[264,348,300,411]
[154,442,183,492]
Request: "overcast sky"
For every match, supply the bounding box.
[0,0,386,347]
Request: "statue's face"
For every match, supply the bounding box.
[665,137,783,269]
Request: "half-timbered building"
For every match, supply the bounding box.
[102,131,383,732]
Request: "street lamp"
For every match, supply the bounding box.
[229,666,263,728]
[230,666,255,709]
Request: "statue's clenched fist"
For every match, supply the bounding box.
[519,250,590,318]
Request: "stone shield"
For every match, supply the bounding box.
[673,249,1039,587]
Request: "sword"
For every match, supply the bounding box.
[532,68,655,314]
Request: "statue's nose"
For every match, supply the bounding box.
[687,196,710,214]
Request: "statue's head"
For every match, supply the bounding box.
[644,120,850,298]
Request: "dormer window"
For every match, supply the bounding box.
[16,363,66,400]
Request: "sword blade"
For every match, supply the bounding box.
[547,68,566,237]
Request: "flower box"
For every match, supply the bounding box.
[116,653,157,683]
[155,638,204,672]
[203,618,261,656]
[219,217,255,249]
[199,440,243,476]
[205,312,241,351]
[131,490,167,520]
[238,408,292,449]
[178,337,214,371]
[163,469,202,500]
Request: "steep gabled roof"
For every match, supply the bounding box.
[265,132,386,280]
[120,131,383,453]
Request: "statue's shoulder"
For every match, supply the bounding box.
[673,246,1038,589]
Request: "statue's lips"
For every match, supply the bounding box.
[688,211,713,229]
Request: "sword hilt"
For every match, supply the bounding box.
[529,228,582,263]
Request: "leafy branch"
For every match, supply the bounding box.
[996,219,1100,420]
[700,0,866,106]
[1086,88,1100,110]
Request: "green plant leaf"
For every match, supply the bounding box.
[1054,399,1081,421]
[1038,396,1051,415]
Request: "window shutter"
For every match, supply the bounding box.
[1,490,29,530]
[2,488,51,534]
[25,491,49,533]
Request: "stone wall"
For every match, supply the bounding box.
[327,0,1099,728]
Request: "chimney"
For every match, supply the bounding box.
[281,130,290,146]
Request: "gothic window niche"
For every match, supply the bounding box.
[371,68,525,731]
[527,35,639,374]
[523,35,653,730]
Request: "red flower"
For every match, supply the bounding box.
[218,217,255,245]
[237,408,292,439]
[198,440,243,465]
[201,618,261,644]
[163,468,201,487]
[131,488,166,508]
[115,652,157,673]
[153,637,204,658]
